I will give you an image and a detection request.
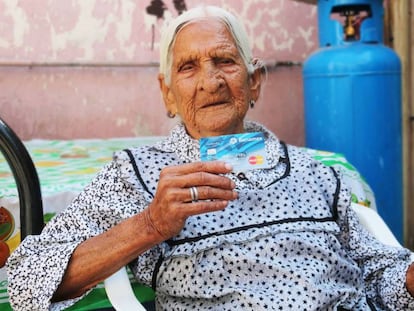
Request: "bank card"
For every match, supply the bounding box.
[199,132,269,172]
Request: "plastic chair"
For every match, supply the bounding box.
[0,117,44,239]
[104,268,147,311]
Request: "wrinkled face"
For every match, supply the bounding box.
[159,19,261,139]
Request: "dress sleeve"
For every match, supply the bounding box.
[334,171,414,310]
[6,150,153,311]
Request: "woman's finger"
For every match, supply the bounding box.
[161,161,232,176]
[177,199,231,217]
[183,186,237,203]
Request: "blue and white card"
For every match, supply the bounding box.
[199,132,269,172]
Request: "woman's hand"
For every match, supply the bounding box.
[146,161,237,240]
[407,262,414,297]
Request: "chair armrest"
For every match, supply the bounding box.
[351,203,414,261]
[104,267,147,311]
[351,203,402,247]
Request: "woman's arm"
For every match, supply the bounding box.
[7,152,236,310]
[340,203,414,308]
[7,158,151,310]
[52,208,163,301]
[310,160,414,308]
[52,160,237,301]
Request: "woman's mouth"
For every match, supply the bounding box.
[202,101,227,108]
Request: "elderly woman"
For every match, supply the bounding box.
[7,5,414,311]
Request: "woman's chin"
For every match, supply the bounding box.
[193,120,244,138]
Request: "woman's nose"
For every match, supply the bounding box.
[198,64,224,92]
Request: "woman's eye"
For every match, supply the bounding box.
[179,63,194,72]
[217,58,234,65]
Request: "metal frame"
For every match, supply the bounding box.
[0,117,43,239]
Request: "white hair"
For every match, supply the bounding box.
[159,6,256,86]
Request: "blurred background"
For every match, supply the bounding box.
[0,0,318,146]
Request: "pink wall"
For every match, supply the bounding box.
[0,0,317,146]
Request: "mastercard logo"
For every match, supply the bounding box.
[248,155,264,165]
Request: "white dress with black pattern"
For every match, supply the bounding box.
[7,121,414,311]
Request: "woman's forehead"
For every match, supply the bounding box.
[173,20,237,54]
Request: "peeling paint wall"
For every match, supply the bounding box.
[0,0,317,145]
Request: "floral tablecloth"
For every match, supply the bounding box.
[0,137,375,310]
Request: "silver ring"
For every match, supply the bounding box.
[189,186,198,202]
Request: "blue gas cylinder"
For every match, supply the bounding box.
[303,0,403,241]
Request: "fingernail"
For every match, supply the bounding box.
[225,163,233,170]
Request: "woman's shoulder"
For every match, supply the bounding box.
[283,143,325,168]
[113,136,173,159]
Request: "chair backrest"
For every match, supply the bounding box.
[0,117,44,239]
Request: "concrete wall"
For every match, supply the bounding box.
[0,0,317,146]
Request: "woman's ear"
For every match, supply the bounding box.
[249,67,262,102]
[158,74,177,115]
